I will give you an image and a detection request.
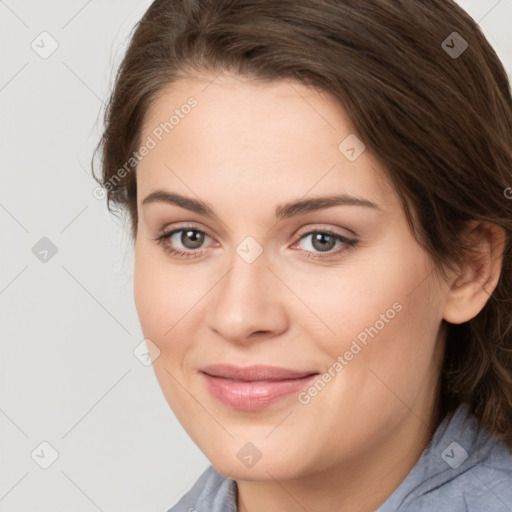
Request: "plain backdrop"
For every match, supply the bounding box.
[0,1,511,511]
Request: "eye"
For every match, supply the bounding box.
[292,229,358,259]
[154,225,358,261]
[154,225,213,259]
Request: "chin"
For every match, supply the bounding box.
[203,442,310,482]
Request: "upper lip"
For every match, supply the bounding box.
[200,364,318,382]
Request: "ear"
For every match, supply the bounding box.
[442,221,506,325]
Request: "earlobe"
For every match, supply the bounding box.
[442,222,505,325]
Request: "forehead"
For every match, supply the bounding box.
[136,73,397,212]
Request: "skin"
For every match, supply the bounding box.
[133,72,504,511]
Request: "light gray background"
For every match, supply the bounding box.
[1,1,511,511]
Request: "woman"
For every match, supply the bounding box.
[94,0,512,510]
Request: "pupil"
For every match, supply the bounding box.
[313,233,334,252]
[182,230,204,249]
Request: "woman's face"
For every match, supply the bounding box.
[134,72,449,481]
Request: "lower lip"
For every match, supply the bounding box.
[201,373,318,411]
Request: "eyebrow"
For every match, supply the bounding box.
[142,190,380,220]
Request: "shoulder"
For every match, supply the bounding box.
[378,404,512,512]
[402,445,512,512]
[165,465,237,512]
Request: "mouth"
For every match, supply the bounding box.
[199,364,319,411]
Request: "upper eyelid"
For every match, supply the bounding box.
[159,223,355,237]
[159,222,212,237]
[295,225,356,240]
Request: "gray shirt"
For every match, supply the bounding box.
[167,403,512,511]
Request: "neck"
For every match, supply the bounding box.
[236,404,442,512]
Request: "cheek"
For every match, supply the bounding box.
[133,244,197,411]
[282,253,430,352]
[286,256,443,452]
[289,243,443,392]
[133,241,213,371]
[133,242,183,347]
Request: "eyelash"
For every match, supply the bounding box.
[153,224,359,261]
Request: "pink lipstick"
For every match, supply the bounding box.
[200,364,318,411]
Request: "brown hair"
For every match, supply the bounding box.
[93,0,512,447]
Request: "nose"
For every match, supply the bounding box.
[205,247,289,345]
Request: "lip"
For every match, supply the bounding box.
[200,364,319,411]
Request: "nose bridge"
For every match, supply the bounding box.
[217,247,269,319]
[206,242,287,341]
